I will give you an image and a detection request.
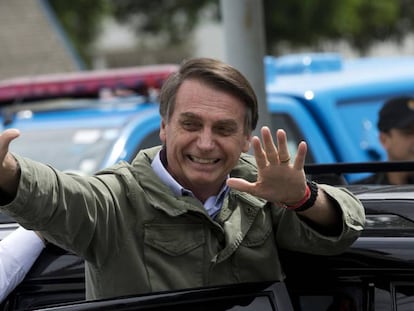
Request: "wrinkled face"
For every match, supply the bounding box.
[159,79,251,198]
[380,125,414,161]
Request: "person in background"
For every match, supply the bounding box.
[0,227,46,303]
[0,57,365,300]
[355,96,414,184]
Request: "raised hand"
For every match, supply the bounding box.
[0,129,21,196]
[227,126,307,205]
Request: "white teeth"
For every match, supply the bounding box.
[191,156,216,164]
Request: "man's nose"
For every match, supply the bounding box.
[197,129,215,149]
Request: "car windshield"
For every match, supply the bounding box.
[10,127,120,174]
[2,95,153,174]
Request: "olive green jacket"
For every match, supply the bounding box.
[1,146,365,300]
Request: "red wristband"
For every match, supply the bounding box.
[284,185,311,210]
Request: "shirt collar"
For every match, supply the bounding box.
[151,148,229,211]
[151,149,183,197]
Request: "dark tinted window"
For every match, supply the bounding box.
[291,285,364,311]
[363,214,414,237]
[0,213,15,224]
[394,283,414,311]
[373,282,414,311]
[131,130,162,160]
[130,294,276,311]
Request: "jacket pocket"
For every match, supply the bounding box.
[144,223,205,291]
[235,213,282,281]
[240,215,273,247]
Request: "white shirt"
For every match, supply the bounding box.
[0,227,45,303]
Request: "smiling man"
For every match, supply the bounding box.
[159,78,250,203]
[0,58,365,300]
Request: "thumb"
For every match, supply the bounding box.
[0,128,20,160]
[227,177,254,193]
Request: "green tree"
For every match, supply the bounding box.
[111,0,414,55]
[264,0,402,54]
[48,0,111,67]
[112,0,216,45]
[50,0,414,66]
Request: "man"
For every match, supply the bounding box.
[0,227,45,303]
[356,96,414,184]
[0,58,365,300]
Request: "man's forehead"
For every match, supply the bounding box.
[396,124,414,132]
[179,112,238,124]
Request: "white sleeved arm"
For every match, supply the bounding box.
[0,227,45,303]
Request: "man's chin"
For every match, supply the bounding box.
[188,174,220,186]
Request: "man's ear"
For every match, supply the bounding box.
[379,131,388,149]
[159,119,166,143]
[242,135,251,153]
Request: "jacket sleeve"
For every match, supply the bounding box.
[274,184,365,255]
[0,155,125,264]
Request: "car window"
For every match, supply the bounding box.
[10,127,119,174]
[393,283,414,311]
[336,97,386,162]
[129,130,162,161]
[270,113,314,163]
[292,282,414,311]
[289,284,364,311]
[373,282,414,311]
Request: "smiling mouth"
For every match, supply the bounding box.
[189,155,219,164]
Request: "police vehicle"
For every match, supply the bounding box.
[0,65,178,176]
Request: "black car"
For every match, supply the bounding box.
[2,162,414,310]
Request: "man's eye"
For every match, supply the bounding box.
[181,121,200,130]
[215,126,236,136]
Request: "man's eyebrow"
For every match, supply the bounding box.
[215,119,238,127]
[179,112,238,128]
[179,112,199,119]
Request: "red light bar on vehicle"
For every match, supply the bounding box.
[0,64,179,103]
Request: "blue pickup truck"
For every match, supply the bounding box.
[1,53,414,182]
[265,53,414,181]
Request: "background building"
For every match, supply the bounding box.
[0,0,81,80]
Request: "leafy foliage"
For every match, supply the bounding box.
[48,0,111,66]
[111,0,217,45]
[263,0,401,54]
[49,0,414,66]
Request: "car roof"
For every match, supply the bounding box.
[1,97,158,130]
[0,63,176,131]
[266,53,414,97]
[0,64,178,103]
